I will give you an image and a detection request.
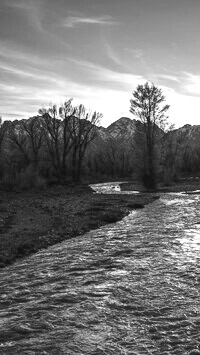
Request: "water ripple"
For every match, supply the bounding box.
[1,191,200,354]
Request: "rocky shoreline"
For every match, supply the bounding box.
[0,184,158,268]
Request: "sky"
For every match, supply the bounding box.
[0,0,200,127]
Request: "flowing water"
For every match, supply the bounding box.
[1,184,200,354]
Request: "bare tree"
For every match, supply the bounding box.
[0,117,9,177]
[0,117,8,154]
[39,101,101,182]
[7,117,44,169]
[8,120,31,165]
[21,117,44,168]
[39,100,76,181]
[67,105,102,181]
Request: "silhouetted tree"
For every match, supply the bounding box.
[39,101,102,182]
[0,118,9,177]
[39,100,76,181]
[0,118,8,153]
[161,126,182,184]
[21,117,44,168]
[67,105,102,181]
[8,120,31,166]
[130,82,170,189]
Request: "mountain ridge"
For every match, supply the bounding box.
[99,117,200,141]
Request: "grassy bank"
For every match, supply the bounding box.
[0,184,158,268]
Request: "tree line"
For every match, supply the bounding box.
[0,100,102,189]
[0,83,199,190]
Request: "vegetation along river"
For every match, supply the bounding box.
[1,184,200,354]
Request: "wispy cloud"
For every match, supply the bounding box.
[5,0,43,31]
[0,51,144,126]
[68,58,145,90]
[0,40,49,67]
[158,84,200,128]
[181,72,200,96]
[104,41,122,66]
[62,15,119,28]
[5,0,34,11]
[124,47,151,73]
[129,49,144,59]
[148,72,180,89]
[159,74,180,82]
[0,60,67,86]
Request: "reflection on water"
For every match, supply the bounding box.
[90,181,139,194]
[179,227,200,261]
[1,188,200,354]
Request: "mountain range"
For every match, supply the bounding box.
[98,116,200,145]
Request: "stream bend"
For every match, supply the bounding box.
[1,187,200,354]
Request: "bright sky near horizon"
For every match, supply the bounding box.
[0,0,200,127]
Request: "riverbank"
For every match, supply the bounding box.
[0,184,158,268]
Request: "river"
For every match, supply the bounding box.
[1,184,200,354]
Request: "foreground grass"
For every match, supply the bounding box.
[0,184,157,268]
